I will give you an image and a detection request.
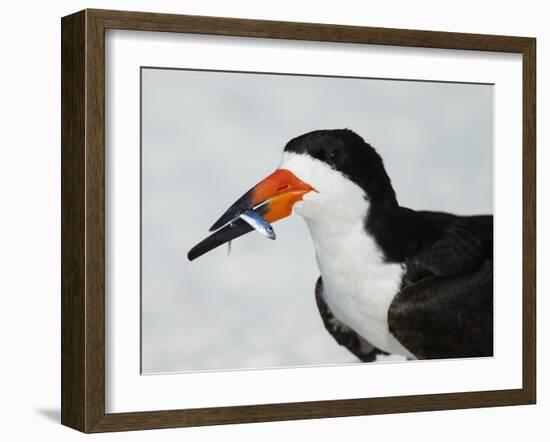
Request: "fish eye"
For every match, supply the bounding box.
[328,148,341,165]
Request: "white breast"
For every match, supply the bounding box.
[307,218,413,357]
[280,152,414,358]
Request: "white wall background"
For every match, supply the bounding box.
[0,0,546,440]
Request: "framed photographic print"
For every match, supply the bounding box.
[61,9,536,433]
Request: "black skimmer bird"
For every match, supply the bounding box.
[188,129,493,360]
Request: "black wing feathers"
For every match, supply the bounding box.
[389,213,493,359]
[389,259,493,359]
[403,215,493,285]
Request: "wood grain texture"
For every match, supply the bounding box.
[61,10,86,431]
[90,8,532,52]
[60,8,537,433]
[85,9,108,432]
[522,38,536,403]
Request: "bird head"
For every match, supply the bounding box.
[188,129,396,260]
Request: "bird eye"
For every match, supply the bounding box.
[328,148,341,165]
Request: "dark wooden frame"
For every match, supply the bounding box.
[61,8,536,433]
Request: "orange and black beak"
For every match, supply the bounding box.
[187,169,314,261]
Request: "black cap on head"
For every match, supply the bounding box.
[284,129,397,207]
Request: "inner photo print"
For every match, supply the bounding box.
[141,68,493,373]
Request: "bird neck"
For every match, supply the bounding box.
[302,200,421,268]
[302,200,389,273]
[365,204,423,263]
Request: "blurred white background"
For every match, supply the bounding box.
[141,68,492,372]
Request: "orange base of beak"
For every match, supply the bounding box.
[251,169,315,223]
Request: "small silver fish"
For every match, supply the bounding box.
[239,210,276,240]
